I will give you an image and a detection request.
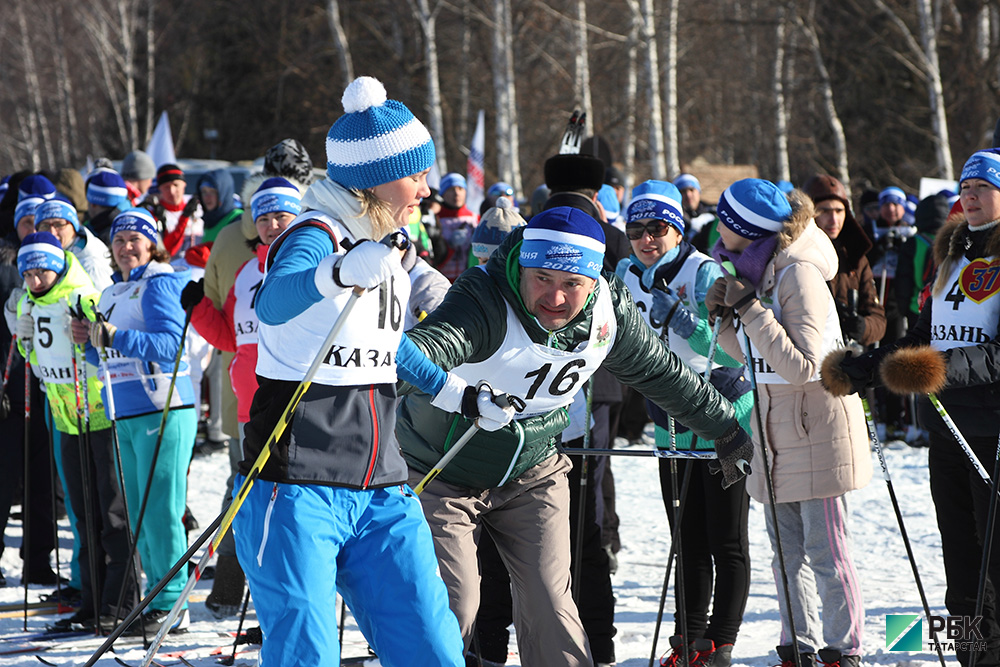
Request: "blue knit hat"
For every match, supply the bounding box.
[34,198,80,232]
[110,208,160,246]
[87,170,129,208]
[472,197,525,261]
[596,184,621,221]
[520,206,606,279]
[672,173,700,192]
[776,180,794,194]
[14,197,43,227]
[18,175,57,202]
[960,149,1000,190]
[251,177,302,222]
[487,182,514,199]
[878,186,907,208]
[626,180,685,234]
[440,172,467,194]
[17,232,66,276]
[717,179,791,240]
[325,76,435,190]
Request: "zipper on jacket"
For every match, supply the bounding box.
[361,385,379,489]
[256,483,279,567]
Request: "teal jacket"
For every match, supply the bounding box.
[399,226,739,490]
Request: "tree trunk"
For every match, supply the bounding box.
[796,11,850,188]
[145,0,155,146]
[501,0,522,195]
[17,2,53,170]
[492,0,511,185]
[326,0,354,89]
[575,0,593,123]
[624,0,642,193]
[411,0,448,177]
[640,0,665,179]
[663,0,680,177]
[916,0,953,179]
[117,0,139,149]
[459,2,471,149]
[773,4,790,183]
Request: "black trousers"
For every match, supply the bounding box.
[926,414,1000,667]
[61,428,137,617]
[658,458,751,645]
[0,374,56,574]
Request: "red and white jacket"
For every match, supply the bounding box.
[190,244,266,422]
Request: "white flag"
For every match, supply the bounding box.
[145,111,177,167]
[466,110,485,216]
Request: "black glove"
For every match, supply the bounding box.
[709,422,754,489]
[180,279,205,312]
[182,196,200,218]
[838,349,879,395]
[841,314,866,343]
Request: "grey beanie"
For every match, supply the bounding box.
[121,150,156,180]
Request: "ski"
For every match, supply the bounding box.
[558,110,586,155]
[0,629,91,645]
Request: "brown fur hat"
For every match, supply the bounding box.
[879,346,947,395]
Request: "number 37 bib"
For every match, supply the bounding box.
[451,277,617,418]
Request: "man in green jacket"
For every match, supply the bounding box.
[399,206,753,666]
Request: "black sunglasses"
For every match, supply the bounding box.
[625,220,671,240]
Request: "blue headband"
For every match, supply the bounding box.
[34,199,80,232]
[440,172,467,193]
[626,180,685,234]
[878,186,907,208]
[960,149,1000,190]
[110,208,160,246]
[251,177,302,222]
[520,206,606,279]
[14,197,43,226]
[672,174,700,192]
[716,179,791,240]
[18,232,66,276]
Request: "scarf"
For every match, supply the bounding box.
[710,234,779,288]
[300,178,376,242]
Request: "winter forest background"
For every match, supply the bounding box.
[3,0,1000,200]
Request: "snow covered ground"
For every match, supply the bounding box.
[0,435,956,666]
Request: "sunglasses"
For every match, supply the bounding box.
[625,220,671,240]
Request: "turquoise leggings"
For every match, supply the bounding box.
[116,408,196,610]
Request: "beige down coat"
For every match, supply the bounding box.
[717,192,872,504]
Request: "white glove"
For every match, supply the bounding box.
[335,240,400,289]
[16,311,34,349]
[430,373,518,432]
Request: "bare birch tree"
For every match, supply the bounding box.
[144,0,155,146]
[663,0,680,177]
[491,0,522,194]
[16,1,53,170]
[409,0,448,176]
[773,4,790,182]
[640,0,666,179]
[326,0,354,89]
[624,0,643,193]
[575,0,593,122]
[794,8,850,187]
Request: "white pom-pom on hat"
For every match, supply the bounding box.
[342,76,388,114]
[495,196,513,210]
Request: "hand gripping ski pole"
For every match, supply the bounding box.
[118,287,367,667]
[412,386,525,496]
[862,398,946,667]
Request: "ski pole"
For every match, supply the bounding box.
[412,387,524,497]
[118,286,367,667]
[70,347,103,632]
[668,414,691,667]
[219,588,252,666]
[927,393,994,487]
[112,304,192,628]
[861,397,946,667]
[741,328,803,667]
[971,430,1000,667]
[572,379,593,605]
[559,447,718,460]
[45,407,63,611]
[22,353,31,631]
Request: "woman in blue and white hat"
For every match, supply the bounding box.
[70,207,196,634]
[233,76,507,666]
[707,179,870,667]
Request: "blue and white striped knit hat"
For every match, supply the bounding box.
[520,206,606,279]
[251,177,302,222]
[672,173,701,192]
[17,232,66,276]
[325,76,435,191]
[440,172,467,194]
[626,180,685,234]
[878,186,907,208]
[960,148,1000,189]
[597,184,621,221]
[14,197,43,227]
[87,170,129,208]
[34,198,80,232]
[472,197,525,261]
[110,208,159,246]
[18,175,57,202]
[717,179,791,240]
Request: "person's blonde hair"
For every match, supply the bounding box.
[357,188,398,240]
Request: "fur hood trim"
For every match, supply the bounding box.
[777,190,815,250]
[932,213,1000,295]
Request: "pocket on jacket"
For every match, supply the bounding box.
[793,391,808,440]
